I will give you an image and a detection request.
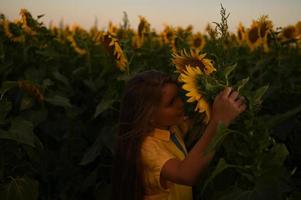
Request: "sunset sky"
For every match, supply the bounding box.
[1,0,301,32]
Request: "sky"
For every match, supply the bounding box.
[1,0,301,32]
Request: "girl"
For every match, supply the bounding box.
[111,70,246,200]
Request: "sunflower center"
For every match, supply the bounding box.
[190,59,206,70]
[248,26,260,43]
[283,27,296,39]
[193,38,202,47]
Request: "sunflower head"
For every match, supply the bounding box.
[103,33,128,71]
[138,16,150,38]
[19,8,37,35]
[108,21,118,36]
[257,15,273,38]
[179,65,211,124]
[172,49,216,75]
[162,25,176,44]
[237,22,246,44]
[190,32,206,52]
[246,21,261,51]
[295,21,301,38]
[3,19,25,43]
[280,25,297,41]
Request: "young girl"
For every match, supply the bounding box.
[111,70,246,200]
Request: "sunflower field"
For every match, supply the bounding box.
[0,6,301,200]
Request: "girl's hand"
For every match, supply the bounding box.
[211,87,246,127]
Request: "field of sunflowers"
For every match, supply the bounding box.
[0,7,301,200]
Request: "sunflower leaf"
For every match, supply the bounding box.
[0,81,18,99]
[44,95,72,108]
[205,122,230,155]
[235,77,249,92]
[202,158,230,194]
[223,63,237,80]
[0,176,39,200]
[254,84,269,105]
[0,118,35,147]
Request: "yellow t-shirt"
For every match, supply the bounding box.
[141,126,193,200]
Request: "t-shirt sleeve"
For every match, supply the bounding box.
[141,138,176,191]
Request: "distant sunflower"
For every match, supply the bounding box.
[67,34,87,56]
[190,32,206,52]
[236,22,246,45]
[103,33,128,72]
[19,8,37,35]
[246,21,261,51]
[162,25,176,45]
[257,16,273,52]
[172,49,216,75]
[280,25,297,41]
[2,19,25,43]
[257,16,273,38]
[108,21,118,36]
[138,16,150,38]
[136,16,150,48]
[295,21,301,39]
[179,65,211,124]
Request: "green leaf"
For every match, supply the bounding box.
[218,186,252,200]
[235,77,249,92]
[94,98,115,118]
[0,118,35,147]
[261,144,289,169]
[52,71,70,87]
[264,103,301,129]
[0,100,12,122]
[253,85,269,105]
[79,133,103,166]
[202,158,230,194]
[0,81,17,99]
[223,63,237,79]
[45,95,72,108]
[205,122,230,155]
[0,176,39,200]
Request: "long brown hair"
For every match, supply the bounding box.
[111,70,176,200]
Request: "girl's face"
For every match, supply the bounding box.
[153,83,185,130]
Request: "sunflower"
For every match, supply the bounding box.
[67,34,87,56]
[135,16,150,48]
[279,25,297,42]
[108,21,118,36]
[103,33,128,72]
[172,49,216,75]
[138,16,150,38]
[190,32,206,52]
[246,21,261,51]
[257,16,273,52]
[2,19,25,43]
[179,65,211,124]
[236,22,246,45]
[19,8,37,35]
[295,21,301,39]
[161,25,176,45]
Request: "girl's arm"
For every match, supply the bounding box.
[161,87,246,186]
